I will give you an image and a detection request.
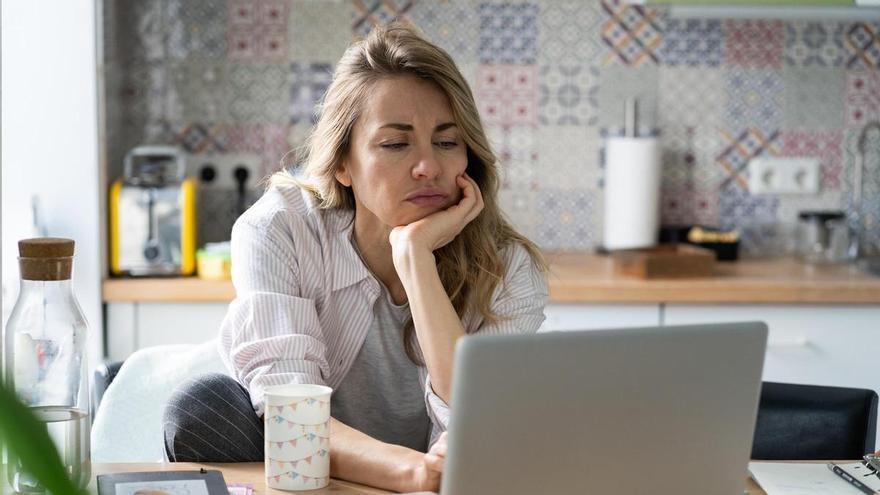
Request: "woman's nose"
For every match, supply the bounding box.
[412,147,441,180]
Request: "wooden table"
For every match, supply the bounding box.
[93,462,770,494]
[92,463,387,494]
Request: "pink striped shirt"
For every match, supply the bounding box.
[218,184,548,442]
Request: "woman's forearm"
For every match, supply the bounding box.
[329,417,421,492]
[396,248,465,403]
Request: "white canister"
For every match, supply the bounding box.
[602,136,662,250]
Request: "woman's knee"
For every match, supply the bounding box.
[163,372,262,462]
[165,372,243,420]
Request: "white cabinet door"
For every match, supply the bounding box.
[105,301,229,361]
[542,303,661,332]
[106,302,137,361]
[665,304,880,446]
[136,302,229,349]
[665,304,880,390]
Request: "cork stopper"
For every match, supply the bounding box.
[18,238,75,281]
[19,238,75,258]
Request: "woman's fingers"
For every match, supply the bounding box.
[455,174,483,224]
[430,432,448,455]
[454,175,476,208]
[467,174,484,210]
[430,439,447,457]
[464,176,483,223]
[436,175,478,230]
[424,453,444,473]
[422,432,448,475]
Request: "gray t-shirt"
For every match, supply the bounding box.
[330,282,431,452]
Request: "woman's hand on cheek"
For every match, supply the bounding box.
[389,174,484,263]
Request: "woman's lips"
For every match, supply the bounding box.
[407,194,448,207]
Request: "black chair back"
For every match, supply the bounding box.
[752,382,878,460]
[92,360,125,419]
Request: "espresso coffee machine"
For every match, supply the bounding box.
[109,146,196,276]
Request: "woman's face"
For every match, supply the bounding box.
[336,74,469,229]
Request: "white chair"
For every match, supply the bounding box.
[90,339,229,462]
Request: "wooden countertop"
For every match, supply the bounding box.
[545,252,880,304]
[102,253,880,304]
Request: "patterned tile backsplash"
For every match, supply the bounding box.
[102,0,880,254]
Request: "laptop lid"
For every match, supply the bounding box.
[441,322,768,495]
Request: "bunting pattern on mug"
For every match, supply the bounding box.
[267,415,330,428]
[268,471,329,487]
[268,432,329,450]
[265,418,329,437]
[267,449,330,487]
[267,449,329,471]
[266,398,330,415]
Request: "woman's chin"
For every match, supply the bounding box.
[394,207,441,226]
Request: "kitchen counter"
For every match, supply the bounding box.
[102,253,880,304]
[546,253,880,304]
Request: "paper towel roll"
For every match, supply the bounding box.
[603,137,662,250]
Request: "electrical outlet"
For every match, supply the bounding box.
[184,152,263,191]
[748,157,820,195]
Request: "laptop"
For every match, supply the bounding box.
[440,322,768,495]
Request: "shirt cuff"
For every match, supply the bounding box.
[424,374,451,435]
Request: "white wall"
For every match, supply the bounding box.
[2,0,104,368]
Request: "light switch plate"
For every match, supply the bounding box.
[748,157,820,195]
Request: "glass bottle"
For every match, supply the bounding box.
[4,238,90,492]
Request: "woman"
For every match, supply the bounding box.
[163,21,548,493]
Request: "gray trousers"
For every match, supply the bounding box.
[163,372,264,462]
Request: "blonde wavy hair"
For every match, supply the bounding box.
[271,21,546,364]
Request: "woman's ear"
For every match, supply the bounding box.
[335,163,352,187]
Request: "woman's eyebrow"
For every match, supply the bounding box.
[435,122,457,132]
[377,122,457,132]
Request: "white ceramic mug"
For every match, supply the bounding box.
[264,384,332,491]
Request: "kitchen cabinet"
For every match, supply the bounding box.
[543,302,880,399]
[106,290,880,445]
[664,304,880,392]
[664,303,880,447]
[103,254,880,447]
[106,302,227,361]
[111,302,879,385]
[542,303,660,331]
[106,301,661,360]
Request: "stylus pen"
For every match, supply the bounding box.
[828,463,879,495]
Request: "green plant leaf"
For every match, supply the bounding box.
[0,383,87,495]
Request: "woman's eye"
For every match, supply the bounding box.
[436,141,458,149]
[381,143,408,150]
